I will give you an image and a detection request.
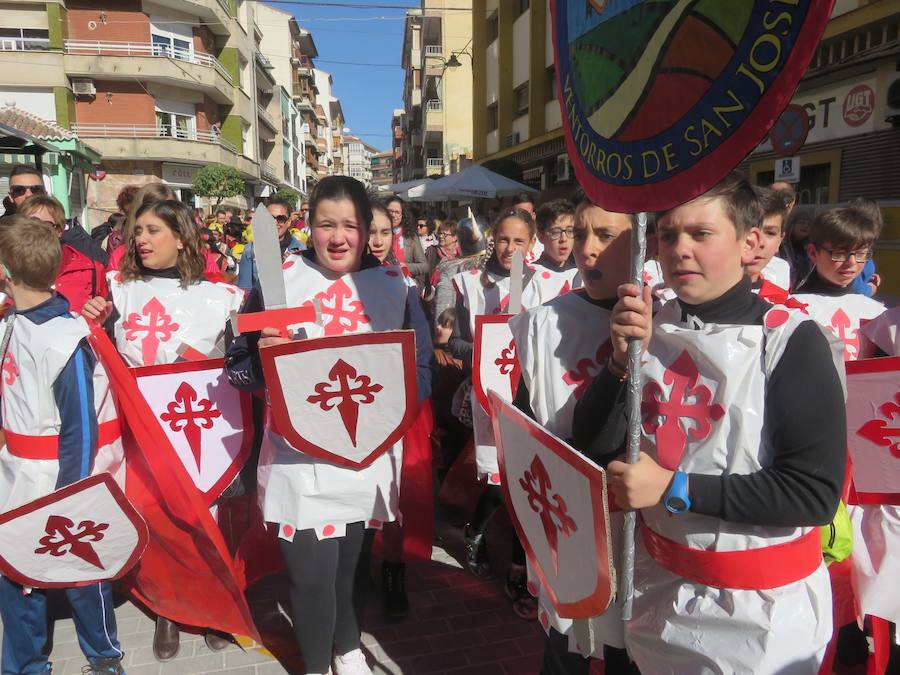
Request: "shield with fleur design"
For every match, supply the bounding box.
[490,391,614,619]
[132,358,254,504]
[260,331,418,469]
[0,474,148,588]
[846,355,900,505]
[473,314,520,414]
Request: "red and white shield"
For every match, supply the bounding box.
[132,358,254,504]
[490,391,614,619]
[846,355,900,505]
[260,331,418,469]
[0,474,148,587]
[473,314,520,414]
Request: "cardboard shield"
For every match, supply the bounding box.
[132,358,253,504]
[846,356,900,505]
[473,314,519,414]
[490,391,614,619]
[0,474,148,587]
[551,0,833,212]
[260,331,418,469]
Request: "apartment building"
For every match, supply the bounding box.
[370,149,393,188]
[314,69,336,177]
[340,134,378,186]
[397,0,473,182]
[390,107,403,183]
[330,98,345,176]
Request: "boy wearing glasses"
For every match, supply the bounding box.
[793,207,885,361]
[534,199,580,293]
[4,165,46,215]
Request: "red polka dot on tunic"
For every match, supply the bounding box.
[322,524,336,537]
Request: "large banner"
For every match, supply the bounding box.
[551,0,834,212]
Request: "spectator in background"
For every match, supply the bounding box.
[103,185,140,254]
[848,197,883,297]
[236,197,304,291]
[425,220,461,285]
[4,164,46,216]
[18,194,108,313]
[387,196,429,290]
[781,210,815,289]
[215,208,229,229]
[223,221,246,262]
[417,215,438,251]
[770,181,797,213]
[512,193,537,219]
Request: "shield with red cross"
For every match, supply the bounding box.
[0,473,148,588]
[260,330,418,469]
[473,314,520,414]
[490,391,614,619]
[846,355,900,505]
[132,358,254,504]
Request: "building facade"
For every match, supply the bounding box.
[397,0,473,182]
[340,134,378,186]
[370,149,394,188]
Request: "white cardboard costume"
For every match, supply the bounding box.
[533,264,582,297]
[258,255,412,540]
[108,273,244,367]
[627,302,832,675]
[862,304,900,356]
[791,292,884,361]
[0,314,123,513]
[759,255,791,290]
[452,266,556,484]
[510,290,624,657]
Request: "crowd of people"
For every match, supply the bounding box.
[0,162,896,675]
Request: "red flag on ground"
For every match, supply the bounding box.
[87,325,258,640]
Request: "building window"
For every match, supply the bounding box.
[487,12,499,42]
[238,56,249,88]
[151,33,192,60]
[0,28,50,51]
[155,110,195,139]
[487,102,498,132]
[241,122,251,155]
[546,66,557,102]
[516,0,530,16]
[515,82,529,117]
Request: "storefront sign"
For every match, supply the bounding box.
[162,163,198,187]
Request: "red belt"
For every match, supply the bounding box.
[642,522,822,590]
[4,419,122,460]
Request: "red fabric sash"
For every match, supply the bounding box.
[868,615,891,675]
[642,523,822,590]
[5,420,120,460]
[87,325,257,640]
[398,398,435,562]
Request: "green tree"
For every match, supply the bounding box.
[191,163,245,207]
[273,187,300,208]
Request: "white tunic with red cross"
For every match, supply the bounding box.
[510,290,624,656]
[627,302,832,675]
[849,304,900,625]
[759,255,791,290]
[452,266,557,484]
[258,254,412,541]
[0,314,123,513]
[108,273,244,367]
[790,292,884,361]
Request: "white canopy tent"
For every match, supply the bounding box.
[406,165,538,202]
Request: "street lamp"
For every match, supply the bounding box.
[444,50,472,69]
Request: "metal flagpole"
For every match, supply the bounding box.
[620,211,647,621]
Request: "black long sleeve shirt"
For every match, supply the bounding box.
[572,278,846,528]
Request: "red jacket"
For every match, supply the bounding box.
[55,243,109,313]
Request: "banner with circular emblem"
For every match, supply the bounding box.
[551,0,834,212]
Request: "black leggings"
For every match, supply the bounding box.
[471,484,525,565]
[279,522,375,673]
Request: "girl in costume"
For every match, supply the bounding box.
[225,177,433,675]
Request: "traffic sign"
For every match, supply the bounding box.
[770,104,810,157]
[775,157,801,183]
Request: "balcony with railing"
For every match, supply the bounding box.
[425,157,444,176]
[64,40,233,102]
[261,161,279,181]
[257,104,277,132]
[423,44,443,58]
[424,99,443,139]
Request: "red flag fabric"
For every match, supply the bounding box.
[398,398,435,562]
[87,325,258,640]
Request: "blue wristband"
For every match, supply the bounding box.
[664,471,691,514]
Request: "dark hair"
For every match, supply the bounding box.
[753,186,788,222]
[771,182,797,207]
[848,197,883,236]
[223,222,244,239]
[308,176,373,233]
[536,199,575,232]
[661,171,760,236]
[265,197,294,213]
[436,307,456,329]
[370,198,391,224]
[481,208,536,288]
[215,208,228,217]
[108,212,125,231]
[121,200,205,287]
[809,207,877,250]
[512,193,536,208]
[386,195,416,238]
[9,164,42,181]
[437,219,458,237]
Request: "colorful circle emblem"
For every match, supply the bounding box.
[551,0,833,212]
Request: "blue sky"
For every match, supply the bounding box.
[286,1,409,152]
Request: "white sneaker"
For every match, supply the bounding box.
[333,648,372,675]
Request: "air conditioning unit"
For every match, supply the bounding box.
[72,79,96,97]
[885,71,900,124]
[556,153,571,182]
[504,132,520,148]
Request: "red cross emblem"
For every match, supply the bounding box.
[2,351,18,387]
[494,338,521,397]
[641,351,725,470]
[857,391,900,459]
[34,514,108,569]
[562,342,613,400]
[122,297,180,365]
[160,381,222,470]
[304,278,370,336]
[519,454,577,575]
[307,359,383,446]
[829,308,860,361]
